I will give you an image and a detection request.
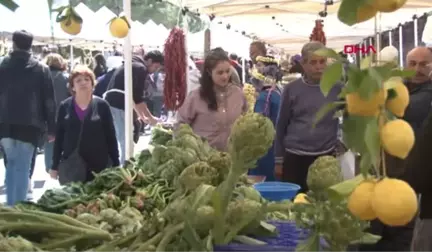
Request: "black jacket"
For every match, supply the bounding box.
[404,81,432,135]
[52,97,119,174]
[94,69,115,98]
[104,56,148,110]
[403,81,432,219]
[0,51,56,144]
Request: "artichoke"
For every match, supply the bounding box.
[0,236,35,251]
[177,162,218,191]
[228,113,275,172]
[306,155,344,191]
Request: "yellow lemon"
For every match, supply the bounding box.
[293,193,309,204]
[371,178,417,226]
[386,82,409,117]
[346,89,387,116]
[371,0,407,12]
[380,119,414,159]
[110,18,129,38]
[356,4,378,23]
[60,18,82,35]
[348,180,377,220]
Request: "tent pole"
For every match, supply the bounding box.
[123,0,134,161]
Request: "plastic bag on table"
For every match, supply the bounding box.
[338,151,355,180]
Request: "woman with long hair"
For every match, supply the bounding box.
[177,49,247,151]
[93,53,107,78]
[50,65,119,183]
[248,55,282,181]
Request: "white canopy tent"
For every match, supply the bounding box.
[176,0,432,53]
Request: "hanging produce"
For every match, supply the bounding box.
[109,16,130,38]
[55,5,83,36]
[163,27,187,110]
[309,19,326,45]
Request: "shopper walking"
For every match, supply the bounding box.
[0,30,56,206]
[50,65,119,183]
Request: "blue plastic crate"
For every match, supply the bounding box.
[254,182,301,201]
[214,221,312,251]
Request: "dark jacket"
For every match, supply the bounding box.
[403,81,432,219]
[104,56,148,110]
[0,51,56,145]
[94,69,115,98]
[404,81,432,135]
[50,68,70,109]
[404,110,432,219]
[52,97,119,175]
[385,81,432,179]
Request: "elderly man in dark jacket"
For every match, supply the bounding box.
[359,46,432,251]
[0,30,56,206]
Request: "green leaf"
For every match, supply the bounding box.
[360,56,372,69]
[390,69,415,78]
[350,232,382,245]
[343,116,375,154]
[120,16,132,28]
[314,48,340,59]
[70,7,83,24]
[364,118,380,166]
[327,174,365,200]
[359,152,373,176]
[337,0,366,26]
[321,62,343,96]
[387,88,397,100]
[345,66,364,93]
[0,0,18,11]
[313,102,344,127]
[357,74,377,99]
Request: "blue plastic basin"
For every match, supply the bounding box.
[254,182,301,201]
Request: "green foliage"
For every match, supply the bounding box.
[337,0,368,26]
[0,0,19,11]
[69,0,206,33]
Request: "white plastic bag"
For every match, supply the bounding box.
[43,177,62,190]
[339,151,355,180]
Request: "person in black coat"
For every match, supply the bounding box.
[50,65,119,182]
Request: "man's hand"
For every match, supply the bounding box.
[274,164,283,180]
[47,135,55,143]
[49,169,58,179]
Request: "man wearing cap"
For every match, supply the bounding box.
[0,30,56,206]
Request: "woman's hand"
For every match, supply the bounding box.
[49,169,58,180]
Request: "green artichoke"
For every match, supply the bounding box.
[306,155,344,191]
[228,113,275,172]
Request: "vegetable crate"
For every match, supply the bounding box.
[214,221,322,251]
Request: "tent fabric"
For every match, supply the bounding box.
[177,0,432,53]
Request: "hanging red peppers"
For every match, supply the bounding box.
[310,19,327,45]
[163,27,187,110]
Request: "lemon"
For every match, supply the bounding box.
[371,178,417,226]
[110,17,129,38]
[293,193,308,204]
[356,4,378,23]
[371,0,407,12]
[380,119,414,159]
[346,89,387,116]
[60,18,82,35]
[348,180,377,220]
[386,82,409,117]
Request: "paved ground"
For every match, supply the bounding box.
[0,135,151,203]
